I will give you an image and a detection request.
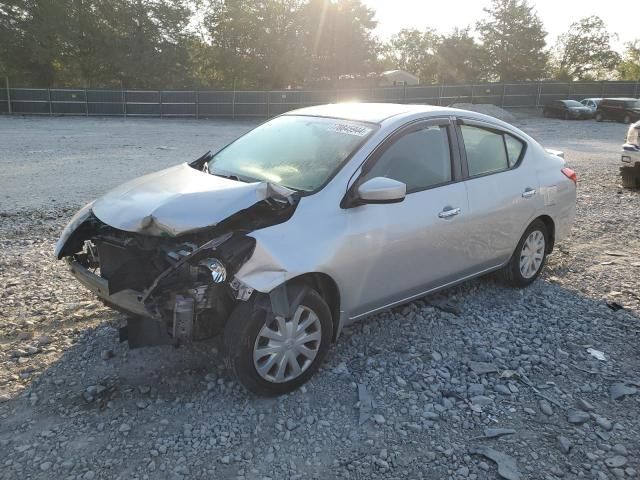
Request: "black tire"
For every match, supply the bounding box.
[500,219,549,288]
[621,166,640,189]
[595,112,603,122]
[223,286,333,396]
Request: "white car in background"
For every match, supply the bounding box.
[621,121,640,188]
[580,98,602,112]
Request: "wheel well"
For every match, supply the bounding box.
[284,273,341,342]
[537,215,555,253]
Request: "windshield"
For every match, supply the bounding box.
[564,100,583,107]
[207,115,376,192]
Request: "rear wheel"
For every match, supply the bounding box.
[224,286,333,396]
[621,166,640,189]
[501,220,549,288]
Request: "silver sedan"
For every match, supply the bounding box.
[56,103,577,395]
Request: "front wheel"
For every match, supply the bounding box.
[501,220,549,288]
[224,286,333,396]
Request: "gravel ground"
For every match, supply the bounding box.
[1,114,639,480]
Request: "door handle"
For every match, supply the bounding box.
[438,207,461,219]
[522,188,537,198]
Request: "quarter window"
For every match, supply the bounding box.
[504,135,524,167]
[363,125,452,192]
[460,125,524,176]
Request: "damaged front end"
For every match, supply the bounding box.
[56,171,298,348]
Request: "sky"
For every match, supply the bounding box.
[362,0,634,51]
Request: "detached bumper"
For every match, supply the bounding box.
[67,259,151,318]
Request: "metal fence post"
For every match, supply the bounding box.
[195,90,199,119]
[232,89,236,119]
[536,82,542,108]
[501,84,506,107]
[159,90,163,118]
[47,88,52,115]
[266,90,270,117]
[5,77,11,114]
[84,88,89,116]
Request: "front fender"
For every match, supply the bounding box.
[233,239,297,293]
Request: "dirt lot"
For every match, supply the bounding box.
[1,114,639,480]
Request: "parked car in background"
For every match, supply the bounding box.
[595,98,640,123]
[543,100,594,120]
[621,121,640,188]
[580,98,602,112]
[55,103,577,395]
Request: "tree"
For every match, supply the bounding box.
[553,16,620,80]
[618,40,640,81]
[301,0,378,83]
[435,28,484,84]
[477,0,548,82]
[204,0,306,89]
[383,28,439,83]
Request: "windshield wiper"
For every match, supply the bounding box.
[211,172,241,181]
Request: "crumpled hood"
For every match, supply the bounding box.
[92,163,293,236]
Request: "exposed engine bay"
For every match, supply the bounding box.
[56,162,299,348]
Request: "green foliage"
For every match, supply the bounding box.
[618,40,640,81]
[301,0,378,82]
[477,0,548,82]
[436,29,484,83]
[553,16,620,81]
[0,0,630,88]
[383,28,439,83]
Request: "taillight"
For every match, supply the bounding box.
[561,167,577,185]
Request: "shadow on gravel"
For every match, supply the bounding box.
[2,274,640,479]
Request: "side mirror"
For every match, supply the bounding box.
[357,177,406,204]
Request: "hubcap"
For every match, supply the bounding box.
[253,305,322,383]
[519,230,545,279]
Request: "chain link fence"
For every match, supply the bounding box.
[1,80,639,118]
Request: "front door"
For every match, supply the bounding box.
[336,120,472,318]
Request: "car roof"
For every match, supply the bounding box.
[602,98,637,102]
[284,103,455,124]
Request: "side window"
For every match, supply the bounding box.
[504,134,524,167]
[363,125,452,192]
[460,125,509,176]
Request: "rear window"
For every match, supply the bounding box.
[461,125,525,176]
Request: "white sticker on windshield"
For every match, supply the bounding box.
[328,124,372,137]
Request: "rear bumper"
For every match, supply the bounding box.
[67,259,151,318]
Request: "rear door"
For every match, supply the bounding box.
[456,118,541,270]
